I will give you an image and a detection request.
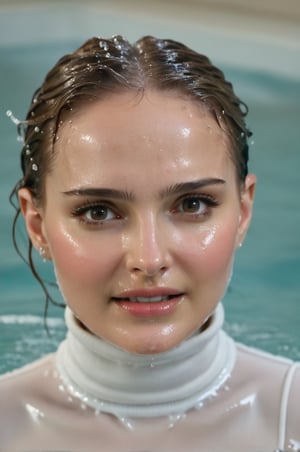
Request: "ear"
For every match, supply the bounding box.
[236,173,256,248]
[18,188,51,260]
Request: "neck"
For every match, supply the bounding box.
[56,303,235,418]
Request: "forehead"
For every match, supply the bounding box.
[52,91,234,189]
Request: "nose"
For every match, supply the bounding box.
[125,213,171,277]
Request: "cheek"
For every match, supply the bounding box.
[180,222,238,277]
[45,224,121,285]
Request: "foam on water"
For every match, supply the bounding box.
[0,315,64,326]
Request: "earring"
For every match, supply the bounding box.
[39,246,47,262]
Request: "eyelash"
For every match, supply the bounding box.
[70,194,219,226]
[172,194,219,217]
[71,201,121,226]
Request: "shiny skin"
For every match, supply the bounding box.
[19,91,255,354]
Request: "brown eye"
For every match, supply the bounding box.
[179,197,206,214]
[71,202,122,226]
[86,205,115,222]
[88,206,109,220]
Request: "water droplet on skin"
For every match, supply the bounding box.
[288,438,300,451]
[168,413,186,429]
[195,400,204,410]
[117,416,135,431]
[80,403,87,410]
[26,403,45,421]
[58,384,65,392]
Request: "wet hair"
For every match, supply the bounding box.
[10,35,252,315]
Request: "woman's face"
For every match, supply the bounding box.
[20,91,255,354]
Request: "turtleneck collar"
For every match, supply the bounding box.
[56,304,235,418]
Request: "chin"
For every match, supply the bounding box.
[120,333,182,355]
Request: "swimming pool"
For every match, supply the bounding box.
[1,3,300,374]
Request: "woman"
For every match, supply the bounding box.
[1,35,299,451]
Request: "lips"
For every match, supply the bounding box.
[111,288,184,303]
[111,288,184,317]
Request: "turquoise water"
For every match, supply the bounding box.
[1,41,300,374]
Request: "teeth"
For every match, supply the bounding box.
[130,296,169,303]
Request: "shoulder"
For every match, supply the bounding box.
[0,353,55,382]
[0,353,55,405]
[284,362,300,445]
[235,341,294,378]
[235,342,300,445]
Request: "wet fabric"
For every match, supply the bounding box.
[0,304,299,451]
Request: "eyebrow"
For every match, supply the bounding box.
[62,178,225,201]
[160,178,226,197]
[62,187,134,201]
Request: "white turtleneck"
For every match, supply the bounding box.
[56,304,235,419]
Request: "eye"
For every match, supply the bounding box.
[179,197,207,214]
[173,195,219,217]
[71,203,121,225]
[85,205,116,222]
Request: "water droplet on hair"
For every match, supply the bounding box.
[240,132,245,138]
[6,110,21,125]
[222,109,225,115]
[34,126,40,133]
[33,97,38,104]
[32,163,38,171]
[105,52,111,58]
[250,140,254,146]
[99,40,109,51]
[25,148,31,156]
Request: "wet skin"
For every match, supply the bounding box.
[19,90,255,354]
